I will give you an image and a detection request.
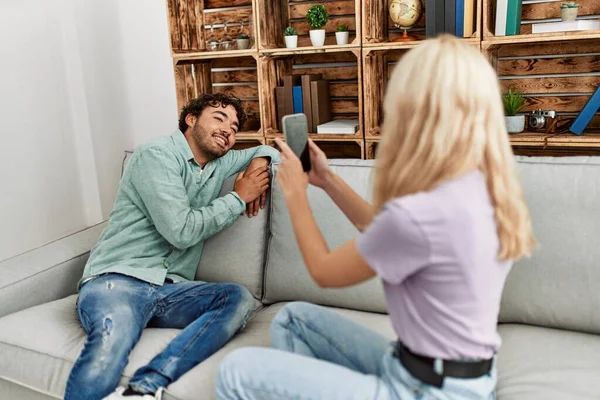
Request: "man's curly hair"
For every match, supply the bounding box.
[178,93,246,133]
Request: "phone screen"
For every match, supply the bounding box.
[282,114,311,172]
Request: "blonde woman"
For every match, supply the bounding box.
[216,34,535,400]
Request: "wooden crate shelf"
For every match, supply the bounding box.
[167,0,600,159]
[259,49,363,140]
[173,55,262,133]
[256,0,361,50]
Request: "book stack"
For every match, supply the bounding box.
[494,0,523,36]
[532,20,600,34]
[426,0,477,38]
[274,74,331,133]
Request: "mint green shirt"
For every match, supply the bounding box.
[79,130,280,289]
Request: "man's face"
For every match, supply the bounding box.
[190,104,239,159]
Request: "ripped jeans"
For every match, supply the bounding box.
[64,273,255,400]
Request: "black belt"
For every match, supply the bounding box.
[393,341,493,388]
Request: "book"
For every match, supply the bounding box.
[292,85,303,113]
[446,0,456,36]
[310,80,331,132]
[570,86,600,135]
[455,0,464,37]
[274,87,287,131]
[463,0,475,37]
[495,0,508,36]
[317,119,359,134]
[283,75,301,116]
[426,0,445,38]
[532,20,600,34]
[301,74,322,132]
[505,0,522,36]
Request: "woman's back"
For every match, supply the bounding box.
[358,169,512,360]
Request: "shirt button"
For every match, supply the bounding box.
[164,262,169,268]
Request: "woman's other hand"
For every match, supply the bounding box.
[307,139,333,189]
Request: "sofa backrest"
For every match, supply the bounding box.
[499,156,600,335]
[262,160,387,313]
[196,175,270,299]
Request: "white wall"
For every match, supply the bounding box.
[0,1,177,261]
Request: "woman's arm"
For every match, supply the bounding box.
[275,138,376,288]
[307,140,375,232]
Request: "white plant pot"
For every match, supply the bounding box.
[309,29,326,46]
[236,38,250,49]
[505,115,525,134]
[561,7,578,22]
[335,31,349,45]
[284,35,298,48]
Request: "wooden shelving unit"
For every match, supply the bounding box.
[166,0,600,159]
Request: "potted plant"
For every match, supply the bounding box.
[503,88,526,134]
[284,26,298,48]
[237,33,250,50]
[306,4,328,46]
[560,2,579,22]
[335,24,349,45]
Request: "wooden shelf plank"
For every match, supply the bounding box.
[266,133,362,141]
[509,132,600,148]
[364,38,480,52]
[483,30,600,47]
[259,44,361,56]
[173,48,258,61]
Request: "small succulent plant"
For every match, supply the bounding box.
[336,24,348,32]
[237,33,249,39]
[503,88,526,116]
[284,26,297,36]
[560,2,579,8]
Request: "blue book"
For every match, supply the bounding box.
[292,85,303,113]
[570,86,600,135]
[456,0,465,37]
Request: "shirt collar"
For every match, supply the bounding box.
[172,130,195,162]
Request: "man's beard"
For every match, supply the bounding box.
[192,124,228,159]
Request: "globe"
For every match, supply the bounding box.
[389,0,423,42]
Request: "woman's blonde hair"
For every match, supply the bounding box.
[373,34,535,260]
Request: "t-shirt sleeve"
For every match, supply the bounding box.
[356,201,430,284]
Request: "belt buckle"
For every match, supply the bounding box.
[433,358,444,375]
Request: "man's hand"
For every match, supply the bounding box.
[234,165,270,217]
[240,158,270,218]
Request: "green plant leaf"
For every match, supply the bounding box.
[502,88,526,116]
[306,4,329,29]
[284,26,297,36]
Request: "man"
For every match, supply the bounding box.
[64,94,280,400]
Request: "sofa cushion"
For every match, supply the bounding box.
[196,175,271,299]
[0,222,106,319]
[496,324,600,400]
[500,156,600,335]
[264,160,388,313]
[0,294,259,400]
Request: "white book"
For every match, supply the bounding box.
[316,119,359,134]
[532,20,600,34]
[495,0,508,36]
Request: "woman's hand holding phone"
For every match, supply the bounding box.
[306,139,333,189]
[274,138,309,201]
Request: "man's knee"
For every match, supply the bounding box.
[217,284,255,333]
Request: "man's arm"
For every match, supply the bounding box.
[128,147,262,249]
[221,145,280,178]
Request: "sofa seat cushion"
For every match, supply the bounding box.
[0,297,393,400]
[496,324,600,400]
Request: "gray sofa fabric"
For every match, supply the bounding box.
[0,156,599,400]
[499,157,600,335]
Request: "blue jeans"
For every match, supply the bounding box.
[64,273,255,400]
[216,302,497,400]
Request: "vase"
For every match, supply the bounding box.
[505,115,525,134]
[309,29,326,46]
[284,35,298,48]
[335,31,349,45]
[561,7,578,22]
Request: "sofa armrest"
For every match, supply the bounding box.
[0,222,107,318]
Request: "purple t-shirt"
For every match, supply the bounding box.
[357,170,512,360]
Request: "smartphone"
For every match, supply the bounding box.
[282,113,312,172]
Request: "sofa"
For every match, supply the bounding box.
[1,156,599,400]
